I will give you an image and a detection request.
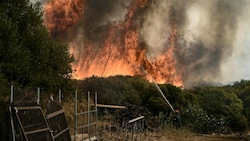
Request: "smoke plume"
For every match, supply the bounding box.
[43,0,250,88]
[141,0,248,87]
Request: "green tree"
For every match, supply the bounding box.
[0,0,73,93]
[199,88,247,132]
[238,86,250,128]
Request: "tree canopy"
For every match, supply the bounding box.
[77,76,250,133]
[0,0,74,95]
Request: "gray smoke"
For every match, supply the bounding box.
[83,0,131,42]
[29,0,46,4]
[140,0,250,88]
[66,0,132,63]
[44,0,250,88]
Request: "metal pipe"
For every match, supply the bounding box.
[58,89,61,104]
[37,87,40,105]
[9,106,16,141]
[88,91,90,140]
[95,92,98,139]
[10,85,14,104]
[74,90,77,141]
[10,85,15,141]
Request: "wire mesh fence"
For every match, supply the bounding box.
[9,86,71,141]
[14,105,54,141]
[8,86,148,141]
[73,91,99,141]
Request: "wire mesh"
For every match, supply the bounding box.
[74,91,99,141]
[46,100,71,141]
[14,105,54,141]
[9,86,71,141]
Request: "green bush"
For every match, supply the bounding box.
[181,105,228,134]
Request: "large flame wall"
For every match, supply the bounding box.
[43,0,250,88]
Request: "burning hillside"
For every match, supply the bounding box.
[43,0,247,88]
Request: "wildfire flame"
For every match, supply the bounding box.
[43,0,85,37]
[43,0,184,87]
[142,20,184,87]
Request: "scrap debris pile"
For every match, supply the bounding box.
[115,104,159,131]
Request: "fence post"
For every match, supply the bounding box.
[10,85,16,141]
[88,91,90,140]
[59,89,61,104]
[74,90,78,141]
[37,87,40,105]
[10,85,14,104]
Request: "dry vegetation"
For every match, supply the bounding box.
[97,126,245,141]
[61,99,248,141]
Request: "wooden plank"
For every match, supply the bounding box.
[95,104,125,109]
[128,116,144,123]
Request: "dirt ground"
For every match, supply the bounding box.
[73,134,249,141]
[71,122,250,141]
[190,135,249,141]
[96,130,250,141]
[137,134,249,141]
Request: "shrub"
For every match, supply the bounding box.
[181,105,229,134]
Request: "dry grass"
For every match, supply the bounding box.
[96,124,195,141]
[62,97,88,136]
[61,99,245,141]
[160,126,196,141]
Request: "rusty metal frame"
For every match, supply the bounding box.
[46,100,71,141]
[74,91,98,141]
[14,106,54,141]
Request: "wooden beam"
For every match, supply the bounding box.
[95,104,125,109]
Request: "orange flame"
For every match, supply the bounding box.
[43,0,184,87]
[142,21,183,87]
[43,0,85,36]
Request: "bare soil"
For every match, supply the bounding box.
[97,129,250,141]
[142,134,247,141]
[190,135,247,141]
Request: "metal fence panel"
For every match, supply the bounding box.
[14,106,54,141]
[46,100,71,141]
